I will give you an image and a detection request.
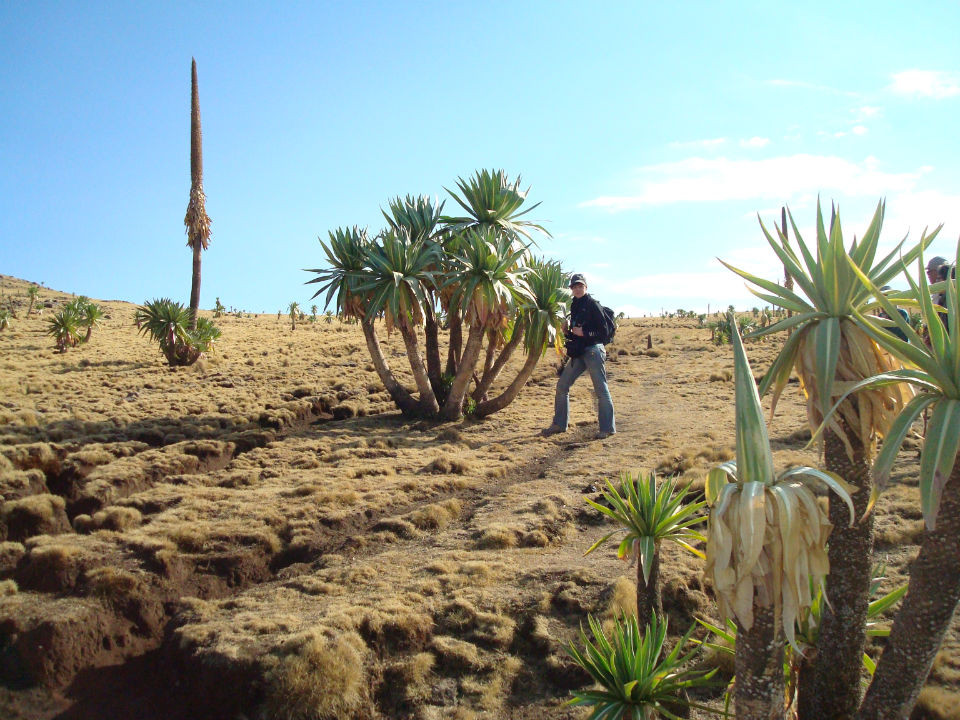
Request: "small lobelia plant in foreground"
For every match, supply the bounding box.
[810,244,960,719]
[703,314,855,720]
[213,297,225,318]
[565,612,717,720]
[584,471,705,623]
[135,298,220,366]
[0,307,11,331]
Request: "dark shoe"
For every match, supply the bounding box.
[596,430,616,440]
[541,425,565,437]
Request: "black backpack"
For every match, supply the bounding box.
[597,302,617,345]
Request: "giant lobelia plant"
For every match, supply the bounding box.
[808,243,960,720]
[184,58,211,331]
[704,313,855,720]
[305,170,565,420]
[721,199,938,718]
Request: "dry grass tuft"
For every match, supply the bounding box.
[1,493,70,541]
[0,540,25,573]
[263,629,368,720]
[520,530,549,547]
[0,579,17,595]
[931,647,960,684]
[435,427,463,444]
[603,575,638,620]
[421,456,472,475]
[875,518,926,548]
[407,499,461,531]
[373,518,421,540]
[431,635,485,671]
[85,566,141,602]
[476,525,519,549]
[359,605,433,653]
[915,685,960,720]
[91,506,143,531]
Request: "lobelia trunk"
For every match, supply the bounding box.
[735,605,786,720]
[361,321,420,416]
[472,347,541,417]
[805,429,875,719]
[472,326,524,403]
[189,245,202,330]
[397,318,439,416]
[423,304,443,399]
[636,546,662,625]
[440,322,484,420]
[445,313,463,377]
[855,463,960,720]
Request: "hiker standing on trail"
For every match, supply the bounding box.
[542,273,616,440]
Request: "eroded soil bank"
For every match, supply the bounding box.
[1,277,956,719]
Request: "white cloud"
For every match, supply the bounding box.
[740,136,770,148]
[889,70,960,99]
[851,125,868,136]
[856,105,881,118]
[668,137,727,149]
[580,155,927,210]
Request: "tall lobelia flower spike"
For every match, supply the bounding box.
[184,57,211,330]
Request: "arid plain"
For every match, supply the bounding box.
[1,275,957,720]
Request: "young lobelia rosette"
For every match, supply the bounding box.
[704,314,856,651]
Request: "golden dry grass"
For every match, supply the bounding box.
[0,276,956,720]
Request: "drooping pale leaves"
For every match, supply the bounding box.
[704,316,855,649]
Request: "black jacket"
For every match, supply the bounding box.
[565,293,605,357]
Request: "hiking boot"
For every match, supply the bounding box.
[541,425,565,437]
[596,430,616,440]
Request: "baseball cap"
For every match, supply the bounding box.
[568,272,587,287]
[927,256,947,272]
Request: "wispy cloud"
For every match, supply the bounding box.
[851,125,868,136]
[889,70,960,99]
[668,137,727,149]
[767,78,859,97]
[740,136,770,148]
[855,105,881,119]
[581,155,926,210]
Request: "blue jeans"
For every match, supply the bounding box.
[552,344,615,433]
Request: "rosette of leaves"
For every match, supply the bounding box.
[65,297,104,343]
[584,471,705,622]
[565,613,717,720]
[45,305,82,352]
[135,298,220,366]
[722,201,934,459]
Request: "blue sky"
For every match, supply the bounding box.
[2,1,959,316]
